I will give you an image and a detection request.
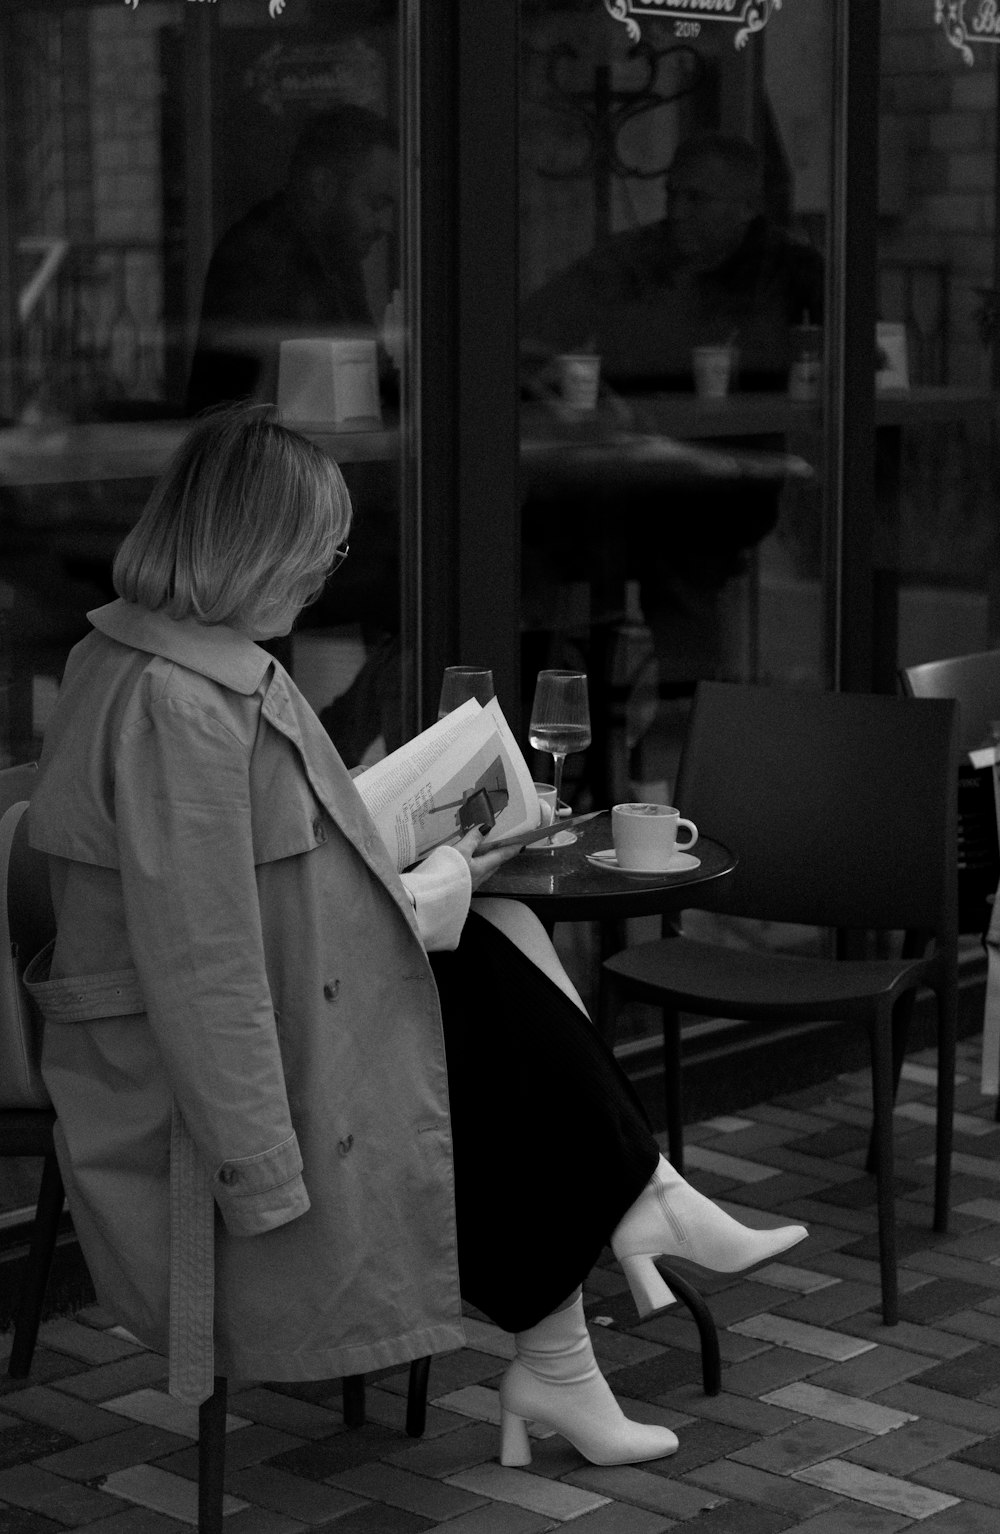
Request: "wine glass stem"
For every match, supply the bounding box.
[552,753,566,807]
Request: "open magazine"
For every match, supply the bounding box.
[355,697,542,872]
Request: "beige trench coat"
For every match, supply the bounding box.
[26,600,464,1394]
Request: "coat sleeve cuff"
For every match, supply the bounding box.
[212,1132,311,1236]
[400,844,471,951]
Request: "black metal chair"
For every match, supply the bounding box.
[602,682,960,1326]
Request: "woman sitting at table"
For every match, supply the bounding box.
[25,406,806,1468]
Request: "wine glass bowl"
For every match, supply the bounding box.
[529,669,592,818]
[437,666,495,720]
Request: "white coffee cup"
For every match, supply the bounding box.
[534,782,558,827]
[612,802,698,872]
[692,344,734,400]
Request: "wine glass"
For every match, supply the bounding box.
[529,670,591,813]
[437,666,495,720]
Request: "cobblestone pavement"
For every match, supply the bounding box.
[3,1038,1000,1531]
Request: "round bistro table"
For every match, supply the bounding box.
[479,812,736,923]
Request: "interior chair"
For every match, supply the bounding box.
[901,648,1000,755]
[601,682,959,1326]
[0,784,431,1534]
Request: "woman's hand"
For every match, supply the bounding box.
[453,826,522,894]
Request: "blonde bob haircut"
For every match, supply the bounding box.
[114,404,352,632]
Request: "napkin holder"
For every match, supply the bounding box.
[277,338,382,430]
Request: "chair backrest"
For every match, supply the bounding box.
[674,681,957,936]
[0,801,54,1109]
[902,649,1000,757]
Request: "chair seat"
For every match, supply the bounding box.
[604,937,932,1022]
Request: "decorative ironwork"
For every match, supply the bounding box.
[603,1,782,50]
[934,1,1000,65]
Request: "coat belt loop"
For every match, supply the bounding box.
[168,1103,216,1405]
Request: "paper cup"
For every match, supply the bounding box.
[556,353,600,411]
[692,345,734,400]
[278,338,382,428]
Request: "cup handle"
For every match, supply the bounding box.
[538,801,555,827]
[677,819,698,850]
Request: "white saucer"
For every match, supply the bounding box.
[586,848,701,875]
[526,829,578,852]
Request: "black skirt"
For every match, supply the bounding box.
[429,910,659,1333]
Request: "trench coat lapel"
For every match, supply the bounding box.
[87,602,418,932]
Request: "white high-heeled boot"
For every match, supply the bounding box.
[612,1155,808,1318]
[498,1294,679,1467]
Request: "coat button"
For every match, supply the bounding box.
[338,1135,354,1157]
[323,979,340,1002]
[312,817,327,844]
[218,1166,238,1186]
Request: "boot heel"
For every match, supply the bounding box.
[500,1409,532,1466]
[619,1254,676,1318]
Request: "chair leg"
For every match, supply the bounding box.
[657,1264,720,1396]
[197,1376,228,1534]
[869,1008,899,1326]
[864,989,916,1175]
[342,1374,366,1427]
[406,1355,431,1436]
[662,1007,684,1175]
[933,971,957,1234]
[7,1153,65,1379]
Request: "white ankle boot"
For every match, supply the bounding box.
[498,1295,678,1467]
[612,1155,808,1318]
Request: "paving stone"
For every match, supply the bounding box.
[0,1463,126,1523]
[725,1174,829,1209]
[0,1419,76,1471]
[208,1509,305,1534]
[771,1283,883,1328]
[842,1417,984,1474]
[911,1458,1000,1509]
[683,1457,838,1516]
[728,1315,877,1361]
[835,1316,978,1360]
[329,1463,487,1521]
[421,1506,551,1534]
[225,1389,344,1440]
[668,1384,804,1434]
[671,1505,796,1534]
[788,1125,872,1159]
[805,1345,938,1398]
[749,1266,842,1296]
[916,1501,1000,1532]
[563,1502,676,1533]
[875,1382,1000,1434]
[935,1308,1000,1345]
[719,1347,830,1399]
[778,1508,910,1533]
[953,1431,1000,1472]
[36,1321,143,1367]
[730,1418,874,1473]
[791,1459,959,1518]
[268,1424,407,1479]
[68,1507,193,1532]
[36,1424,189,1481]
[602,1350,704,1398]
[642,1415,754,1474]
[315,1505,434,1533]
[760,1382,915,1435]
[446,1463,610,1520]
[906,1346,1000,1398]
[637,1312,766,1363]
[0,1386,143,1444]
[567,1463,723,1517]
[225,1463,368,1523]
[52,1356,169,1403]
[681,1146,783,1184]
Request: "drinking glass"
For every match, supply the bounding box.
[528,669,591,810]
[437,666,495,720]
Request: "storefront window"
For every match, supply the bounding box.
[1,0,417,777]
[518,1,834,813]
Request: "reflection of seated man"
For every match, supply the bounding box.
[520,131,824,707]
[186,105,402,765]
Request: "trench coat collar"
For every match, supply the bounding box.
[89,600,272,696]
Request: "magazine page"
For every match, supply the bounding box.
[356,696,539,870]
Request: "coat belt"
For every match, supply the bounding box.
[23,945,216,1404]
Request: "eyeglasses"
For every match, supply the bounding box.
[328,541,350,576]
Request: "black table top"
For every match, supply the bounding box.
[479,813,736,922]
